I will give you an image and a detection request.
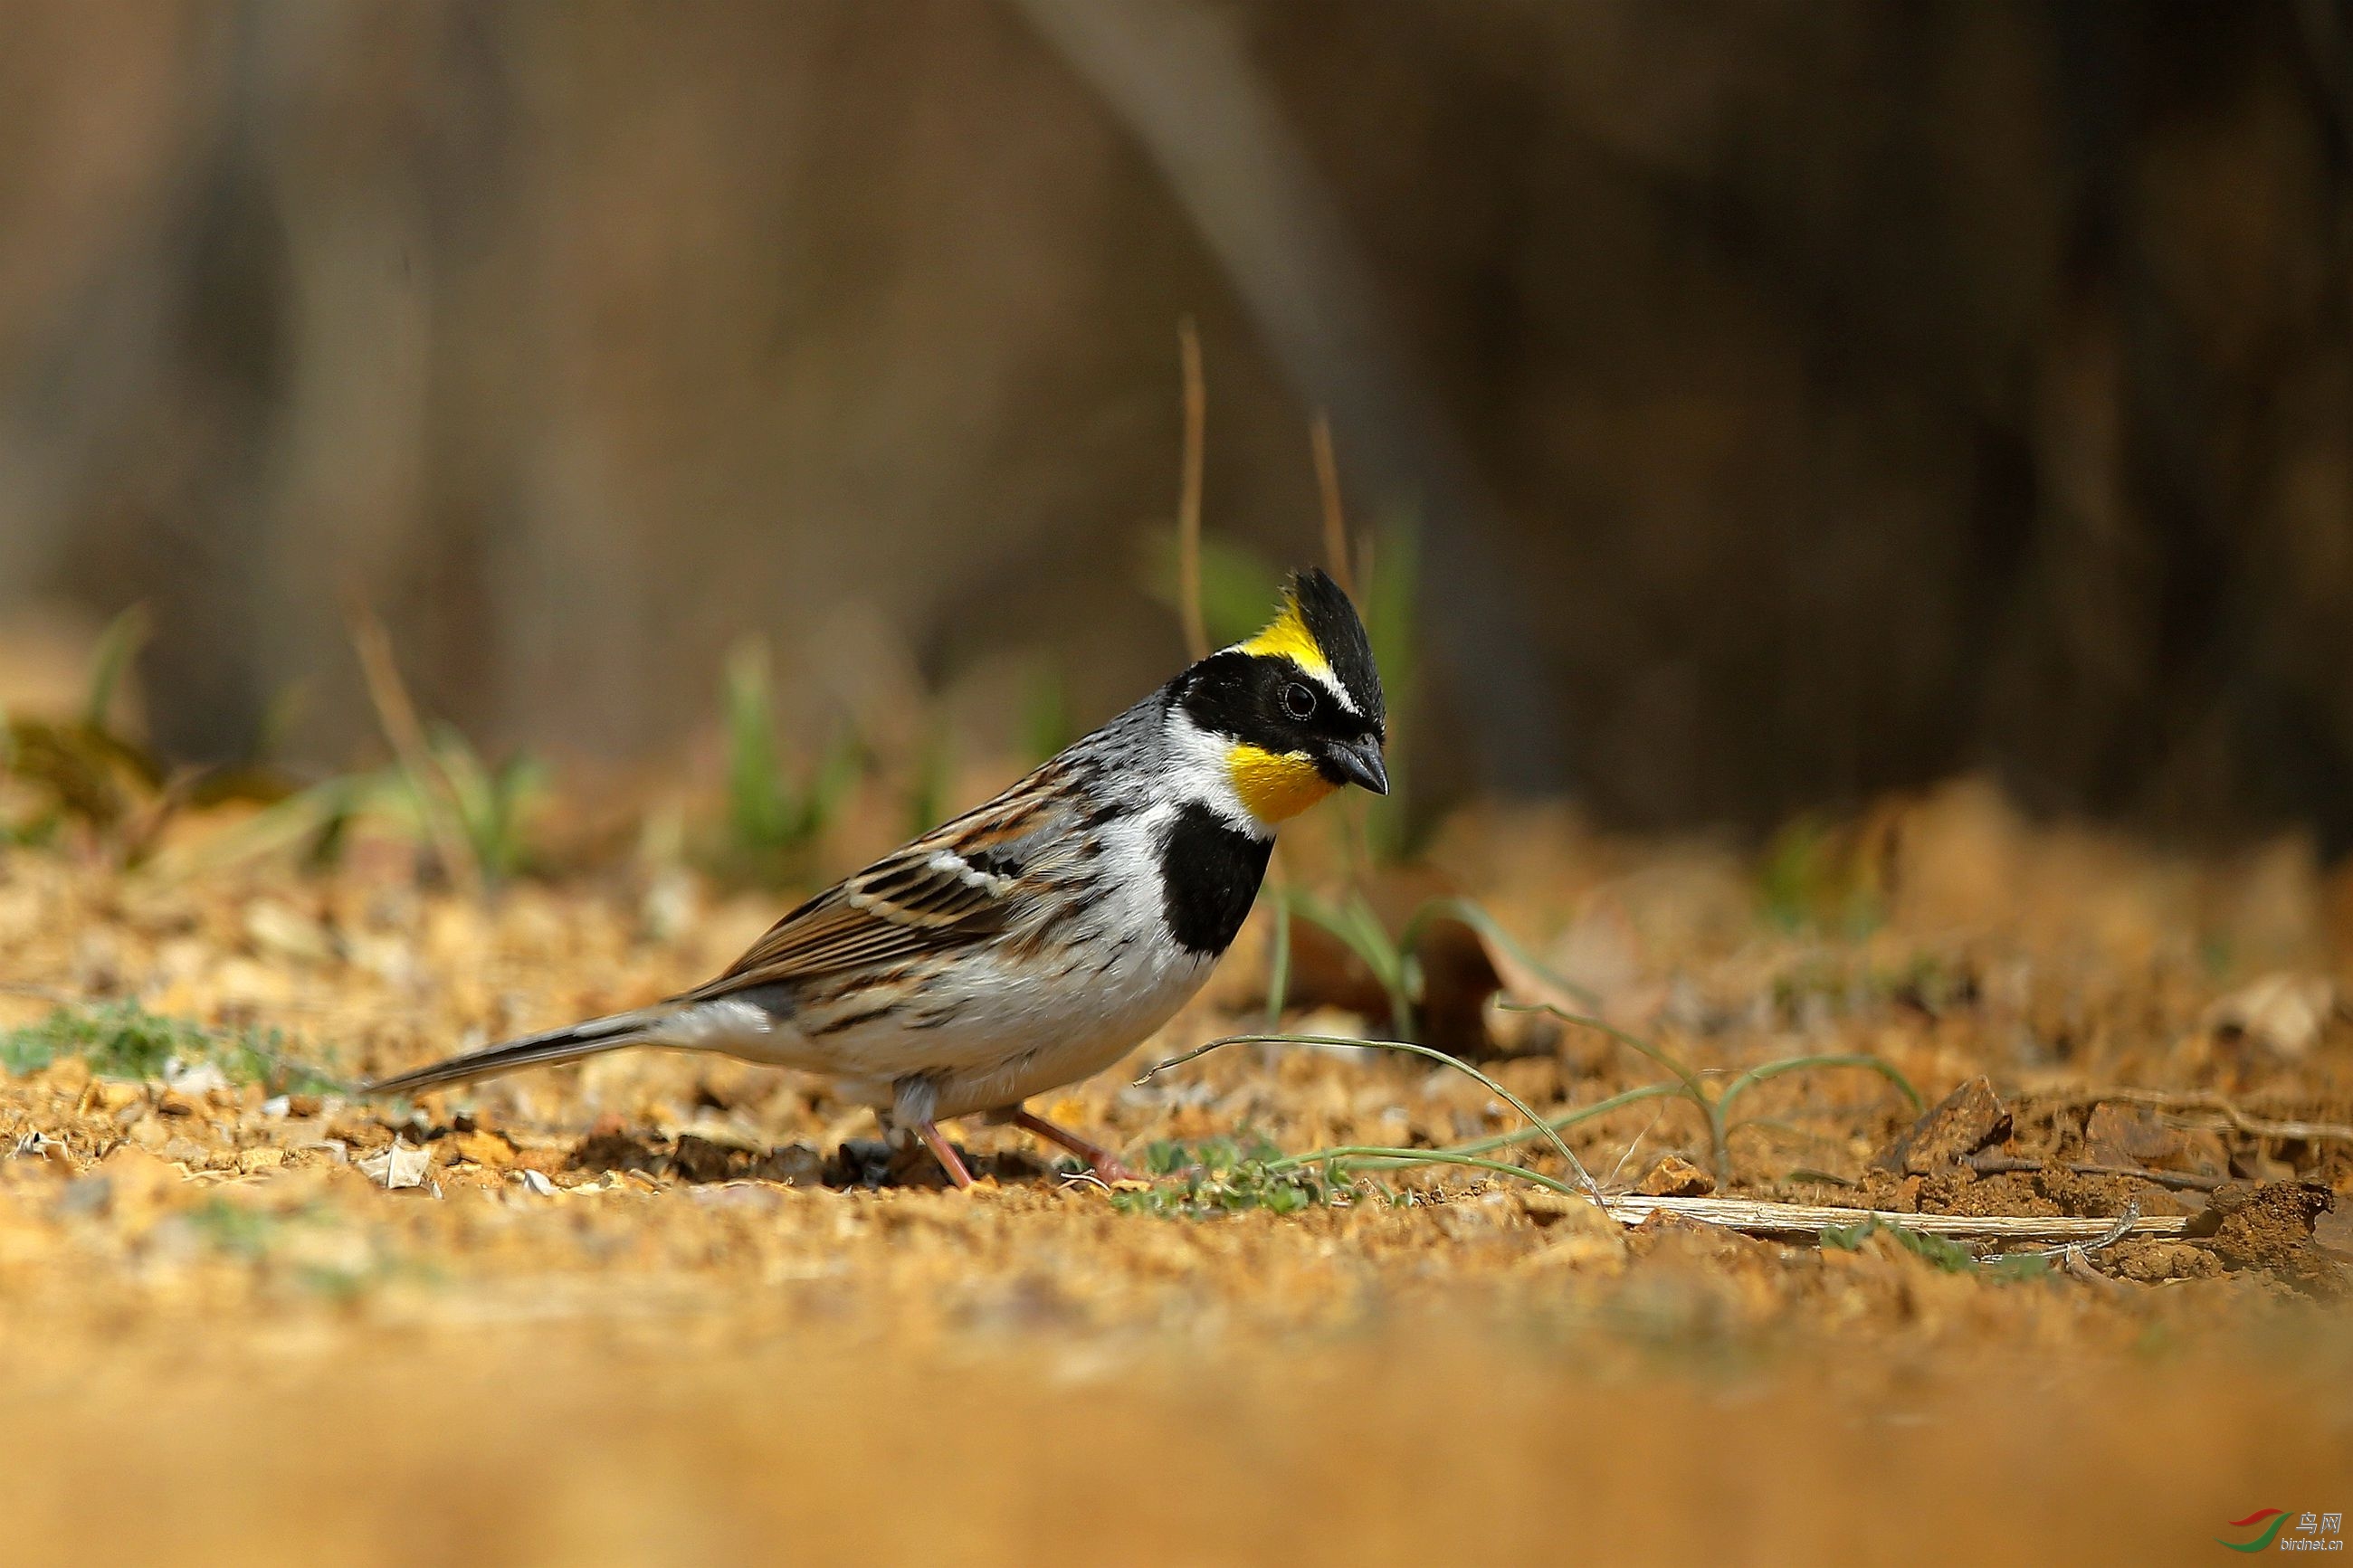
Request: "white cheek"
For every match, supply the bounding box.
[1160,712,1273,836]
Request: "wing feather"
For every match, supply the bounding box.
[681,764,1085,1000]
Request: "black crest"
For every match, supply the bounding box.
[1287,568,1384,727]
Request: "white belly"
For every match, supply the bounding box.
[831,931,1215,1118]
[652,922,1215,1120]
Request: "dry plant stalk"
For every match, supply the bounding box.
[1176,317,1209,662]
[1310,413,1356,598]
[1600,1193,2192,1242]
[346,598,484,903]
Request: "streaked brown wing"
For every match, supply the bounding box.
[681,764,1076,998]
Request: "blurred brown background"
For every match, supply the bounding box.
[5,0,2351,843]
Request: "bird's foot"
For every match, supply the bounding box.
[1002,1106,1138,1184]
[910,1119,975,1189]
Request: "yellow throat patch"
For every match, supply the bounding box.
[1227,744,1336,822]
[1236,592,1335,683]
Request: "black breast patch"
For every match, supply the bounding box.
[1157,803,1273,955]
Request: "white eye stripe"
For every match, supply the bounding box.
[1219,644,1357,715]
[1296,661,1358,715]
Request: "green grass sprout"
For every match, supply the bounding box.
[1263,883,1293,1033]
[1140,1031,1605,1203]
[0,1000,347,1093]
[1758,813,1883,936]
[81,604,150,731]
[720,636,858,880]
[2,607,167,843]
[1280,888,1417,1039]
[1500,1000,1920,1183]
[1395,895,1604,1012]
[428,724,543,883]
[724,636,792,852]
[1262,1145,1583,1198]
[1264,889,1604,1041]
[186,1197,286,1261]
[1021,662,1072,765]
[1110,1135,1330,1218]
[1334,1081,1689,1171]
[1819,1215,2052,1280]
[348,600,484,899]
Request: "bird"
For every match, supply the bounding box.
[365,567,1387,1187]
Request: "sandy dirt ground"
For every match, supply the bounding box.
[2,782,2349,1565]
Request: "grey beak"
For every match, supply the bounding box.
[1329,735,1390,795]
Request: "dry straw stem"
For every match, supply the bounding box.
[1603,1195,2191,1243]
[1310,413,1356,598]
[1991,1204,2146,1262]
[1175,317,1209,662]
[346,597,483,903]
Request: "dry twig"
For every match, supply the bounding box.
[1175,318,1208,663]
[346,597,483,902]
[1310,413,1356,598]
[2055,1088,2353,1144]
[1987,1204,2147,1262]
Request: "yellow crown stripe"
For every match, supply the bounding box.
[1227,744,1336,822]
[1235,594,1334,681]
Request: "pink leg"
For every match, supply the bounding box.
[912,1120,975,1189]
[1005,1107,1137,1183]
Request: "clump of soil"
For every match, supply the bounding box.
[1922,1166,2186,1220]
[2100,1240,2224,1283]
[2189,1180,2341,1294]
[1635,1155,1715,1197]
[1872,1076,2010,1175]
[569,1127,669,1176]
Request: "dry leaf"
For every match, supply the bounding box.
[358,1140,431,1191]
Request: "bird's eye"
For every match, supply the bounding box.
[1280,681,1317,720]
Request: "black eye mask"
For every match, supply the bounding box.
[1176,652,1380,756]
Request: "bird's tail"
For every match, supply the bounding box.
[363,1007,673,1098]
